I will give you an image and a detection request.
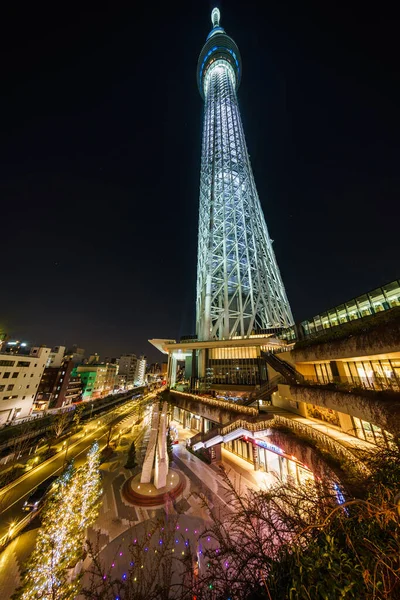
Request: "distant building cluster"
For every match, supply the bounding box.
[0,337,163,425]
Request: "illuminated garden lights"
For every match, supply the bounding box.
[16,442,102,600]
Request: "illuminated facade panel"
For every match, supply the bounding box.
[196,9,293,341]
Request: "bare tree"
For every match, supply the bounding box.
[82,517,196,600]
[52,411,71,439]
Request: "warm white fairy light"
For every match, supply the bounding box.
[18,442,102,600]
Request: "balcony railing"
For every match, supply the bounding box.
[302,374,400,393]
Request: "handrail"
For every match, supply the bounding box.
[190,413,370,476]
[170,390,258,416]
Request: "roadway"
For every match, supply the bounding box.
[0,392,154,545]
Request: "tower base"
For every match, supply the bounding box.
[122,469,185,507]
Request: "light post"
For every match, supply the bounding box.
[63,436,71,469]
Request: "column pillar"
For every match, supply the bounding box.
[170,355,177,387]
[252,442,259,471]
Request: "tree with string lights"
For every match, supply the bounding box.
[14,442,102,600]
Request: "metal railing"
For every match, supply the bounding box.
[301,374,400,393]
[190,413,370,476]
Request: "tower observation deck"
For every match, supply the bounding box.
[196,8,293,341]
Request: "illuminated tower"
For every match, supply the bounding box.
[196,8,293,340]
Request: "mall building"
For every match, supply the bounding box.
[152,279,400,460]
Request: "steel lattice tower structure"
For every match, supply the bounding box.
[196,8,294,341]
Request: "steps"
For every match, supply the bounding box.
[262,351,304,385]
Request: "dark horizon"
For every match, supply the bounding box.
[1,1,399,362]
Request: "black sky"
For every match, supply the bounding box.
[1,1,399,362]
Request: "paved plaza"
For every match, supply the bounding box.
[0,419,263,597]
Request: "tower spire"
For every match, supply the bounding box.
[211,7,220,28]
[196,9,293,339]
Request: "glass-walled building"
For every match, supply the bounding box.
[312,358,400,391]
[300,280,400,337]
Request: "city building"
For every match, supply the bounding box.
[46,345,66,368]
[75,361,118,400]
[119,354,138,388]
[88,353,100,364]
[0,331,6,351]
[267,301,400,449]
[149,8,400,477]
[3,340,30,355]
[105,362,118,395]
[76,368,98,400]
[147,363,161,375]
[0,346,51,423]
[135,355,147,386]
[35,359,82,410]
[65,345,85,364]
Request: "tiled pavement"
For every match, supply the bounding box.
[0,419,265,597]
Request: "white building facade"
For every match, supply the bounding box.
[135,355,147,386]
[0,346,51,424]
[46,345,66,368]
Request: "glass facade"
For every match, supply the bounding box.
[224,438,314,485]
[206,346,267,386]
[351,417,393,446]
[300,280,400,337]
[311,358,400,391]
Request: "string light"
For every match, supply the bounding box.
[17,442,102,600]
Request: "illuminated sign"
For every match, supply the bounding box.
[255,440,284,454]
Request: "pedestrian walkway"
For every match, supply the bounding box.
[261,406,376,452]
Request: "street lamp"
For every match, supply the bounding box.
[63,436,71,469]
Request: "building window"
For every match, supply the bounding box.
[17,361,30,367]
[0,385,4,392]
[12,372,19,378]
[0,360,15,367]
[26,385,30,389]
[7,384,14,391]
[2,372,10,379]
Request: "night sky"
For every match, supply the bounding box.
[1,1,399,362]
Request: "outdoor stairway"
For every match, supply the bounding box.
[244,374,284,405]
[190,414,275,452]
[262,351,305,385]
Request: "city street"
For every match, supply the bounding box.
[0,393,154,545]
[0,414,265,597]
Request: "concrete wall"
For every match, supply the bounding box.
[290,385,400,436]
[271,384,307,417]
[292,317,400,363]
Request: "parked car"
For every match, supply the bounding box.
[22,476,59,512]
